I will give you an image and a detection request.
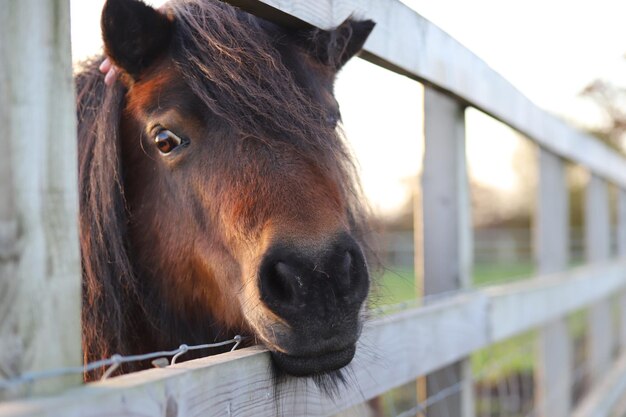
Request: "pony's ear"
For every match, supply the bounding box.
[101,0,173,81]
[299,19,375,71]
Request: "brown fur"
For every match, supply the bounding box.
[76,0,373,380]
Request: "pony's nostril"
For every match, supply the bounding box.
[341,245,369,304]
[259,237,369,313]
[261,261,295,304]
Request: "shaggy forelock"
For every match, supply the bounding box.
[167,0,370,244]
[168,0,334,151]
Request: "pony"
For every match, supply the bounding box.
[75,0,375,382]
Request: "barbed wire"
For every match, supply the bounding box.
[0,335,245,391]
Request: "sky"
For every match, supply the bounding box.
[69,0,626,216]
[402,0,626,119]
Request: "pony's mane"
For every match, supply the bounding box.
[76,61,137,367]
[76,0,371,374]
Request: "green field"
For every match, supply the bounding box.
[371,261,535,307]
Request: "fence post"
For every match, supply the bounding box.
[618,189,626,354]
[0,0,81,398]
[585,174,613,386]
[420,87,473,417]
[534,149,571,417]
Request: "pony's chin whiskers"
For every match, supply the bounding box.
[269,357,351,403]
[310,368,349,399]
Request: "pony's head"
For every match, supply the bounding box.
[88,0,374,377]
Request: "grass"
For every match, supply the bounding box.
[371,261,535,307]
[473,262,535,286]
[370,266,416,306]
[471,333,535,383]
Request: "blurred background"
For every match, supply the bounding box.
[69,1,626,415]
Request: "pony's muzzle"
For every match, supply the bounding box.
[257,233,369,375]
[259,234,369,316]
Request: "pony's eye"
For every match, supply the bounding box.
[154,130,183,154]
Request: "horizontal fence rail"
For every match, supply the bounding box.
[224,0,626,187]
[217,3,626,414]
[3,0,626,416]
[2,261,626,416]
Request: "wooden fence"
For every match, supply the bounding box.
[0,0,81,399]
[2,0,626,416]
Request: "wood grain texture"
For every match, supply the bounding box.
[585,175,614,386]
[421,87,473,417]
[534,150,571,417]
[487,262,626,342]
[0,294,490,417]
[3,262,626,416]
[617,189,626,354]
[1,0,623,413]
[0,0,81,399]
[222,0,626,187]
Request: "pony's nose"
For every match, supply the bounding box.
[258,235,369,317]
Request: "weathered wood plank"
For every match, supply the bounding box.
[0,294,490,417]
[534,149,571,417]
[421,87,473,416]
[0,0,81,399]
[0,1,19,394]
[222,0,626,187]
[617,189,626,354]
[535,150,569,274]
[2,262,626,416]
[0,0,621,414]
[487,262,626,341]
[585,175,614,386]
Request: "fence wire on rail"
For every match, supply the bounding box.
[0,335,245,391]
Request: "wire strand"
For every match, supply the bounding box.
[0,335,245,391]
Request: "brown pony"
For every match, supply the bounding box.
[75,0,374,382]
